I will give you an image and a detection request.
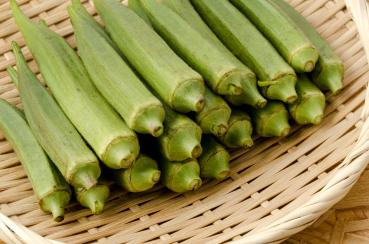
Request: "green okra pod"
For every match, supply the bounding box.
[159,105,203,161]
[10,0,139,169]
[111,154,161,192]
[128,0,152,26]
[160,157,202,193]
[250,101,291,137]
[219,109,253,148]
[195,87,231,137]
[139,0,263,101]
[192,0,298,104]
[69,1,165,137]
[93,0,205,113]
[75,180,110,215]
[0,99,71,222]
[270,0,344,94]
[199,135,230,180]
[289,75,326,125]
[231,0,319,73]
[8,42,101,190]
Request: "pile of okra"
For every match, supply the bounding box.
[0,0,343,221]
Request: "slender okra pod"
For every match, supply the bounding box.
[195,88,231,137]
[10,0,139,169]
[8,43,100,190]
[0,99,71,221]
[159,105,203,161]
[75,180,110,215]
[192,0,298,104]
[93,0,205,113]
[139,0,264,101]
[270,0,344,94]
[250,101,291,137]
[219,109,253,148]
[199,136,230,180]
[160,157,202,193]
[289,75,326,125]
[69,1,165,137]
[231,0,319,73]
[111,154,161,192]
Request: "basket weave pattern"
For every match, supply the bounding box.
[0,0,369,243]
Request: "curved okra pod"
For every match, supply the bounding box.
[10,0,139,169]
[199,136,230,180]
[192,0,298,104]
[289,75,326,125]
[250,101,291,137]
[0,99,71,221]
[111,154,161,192]
[219,109,253,148]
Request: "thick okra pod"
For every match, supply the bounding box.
[8,43,100,190]
[0,99,71,221]
[289,75,326,125]
[192,0,298,104]
[69,1,165,137]
[270,0,344,94]
[219,109,253,148]
[11,0,139,169]
[251,101,291,137]
[231,0,319,72]
[93,0,205,113]
[199,136,230,180]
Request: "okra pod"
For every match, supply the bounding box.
[139,0,264,102]
[8,42,101,190]
[195,87,231,137]
[160,157,202,193]
[219,109,253,148]
[111,154,161,192]
[231,0,319,73]
[250,101,291,137]
[69,1,165,137]
[75,181,110,215]
[270,0,344,94]
[128,0,152,26]
[93,0,205,113]
[289,75,326,125]
[199,136,230,180]
[192,0,298,104]
[159,105,203,161]
[11,0,139,169]
[0,99,71,221]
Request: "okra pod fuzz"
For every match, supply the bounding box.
[251,101,291,137]
[160,158,202,193]
[11,0,139,169]
[8,42,100,190]
[93,0,205,113]
[270,0,344,94]
[69,1,165,137]
[139,0,264,101]
[219,109,253,149]
[159,105,203,161]
[111,154,161,192]
[75,181,110,215]
[196,88,231,137]
[289,75,326,125]
[0,99,71,221]
[192,0,298,104]
[231,0,319,73]
[199,136,230,180]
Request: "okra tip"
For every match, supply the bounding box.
[134,105,165,137]
[76,184,110,215]
[103,137,140,169]
[212,123,228,137]
[181,136,203,159]
[41,191,71,222]
[218,72,244,96]
[264,113,291,137]
[263,75,298,104]
[172,79,205,113]
[291,47,319,73]
[291,97,325,125]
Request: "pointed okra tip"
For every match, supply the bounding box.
[76,184,110,215]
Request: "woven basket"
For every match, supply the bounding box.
[1,0,369,243]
